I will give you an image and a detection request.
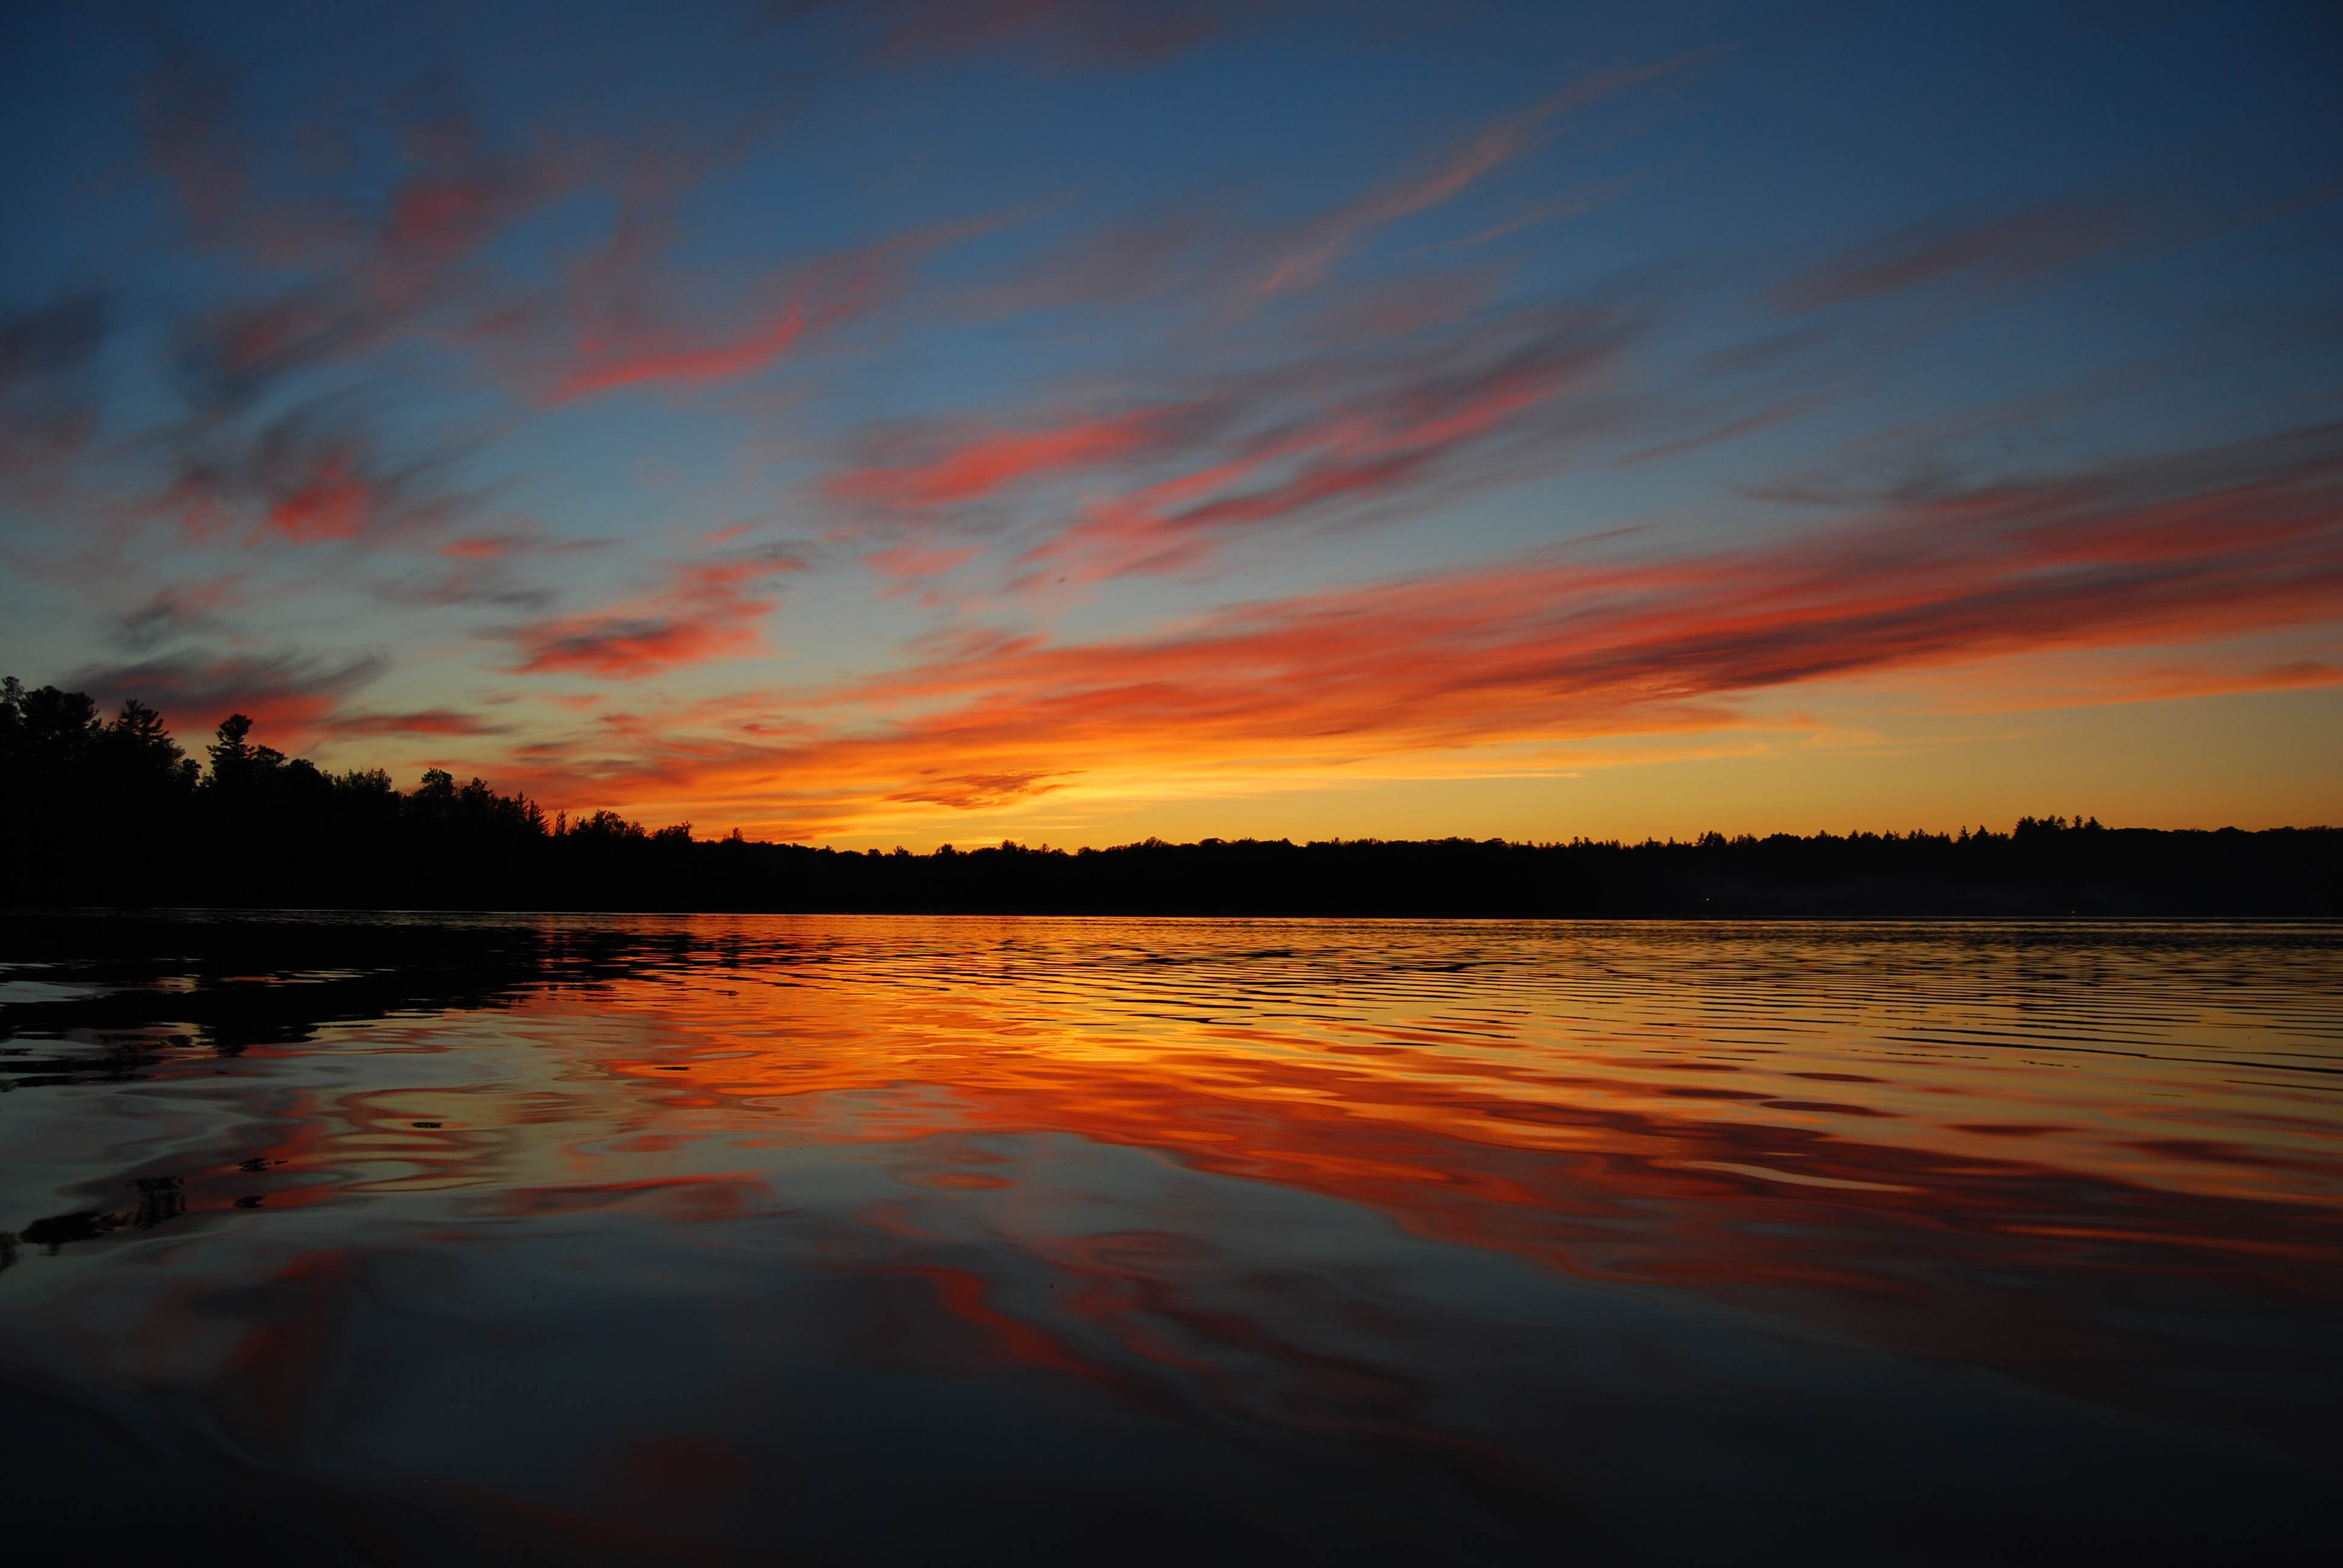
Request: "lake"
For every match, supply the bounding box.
[2,913,2337,1563]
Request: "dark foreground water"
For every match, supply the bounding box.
[1,914,2337,1564]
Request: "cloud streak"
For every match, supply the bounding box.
[1257,58,1693,296]
[0,292,110,489]
[506,549,809,679]
[826,302,1640,584]
[833,406,1187,511]
[68,648,388,743]
[324,708,511,738]
[499,423,2343,832]
[553,301,808,401]
[1769,203,2132,314]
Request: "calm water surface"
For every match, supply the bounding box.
[2,913,2338,1563]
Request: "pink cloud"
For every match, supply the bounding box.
[264,450,372,541]
[817,305,1635,586]
[553,301,808,402]
[1015,321,1620,581]
[490,423,2343,835]
[68,649,387,752]
[508,553,808,680]
[832,407,1188,510]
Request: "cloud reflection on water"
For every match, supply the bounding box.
[1,913,2338,1561]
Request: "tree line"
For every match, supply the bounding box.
[4,678,2336,914]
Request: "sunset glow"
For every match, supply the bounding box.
[4,3,2338,844]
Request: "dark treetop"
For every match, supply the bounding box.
[3,680,2336,916]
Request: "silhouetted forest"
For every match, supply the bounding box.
[4,679,2337,915]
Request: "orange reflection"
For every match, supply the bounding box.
[6,916,2336,1558]
[491,920,2341,1405]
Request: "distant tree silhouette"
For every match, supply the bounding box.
[206,713,261,787]
[1,673,2336,914]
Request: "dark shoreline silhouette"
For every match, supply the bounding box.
[5,679,2336,916]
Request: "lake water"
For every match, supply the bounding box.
[2,913,2338,1563]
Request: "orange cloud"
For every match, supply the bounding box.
[833,407,1184,509]
[264,449,371,541]
[509,553,807,680]
[1018,327,1615,581]
[818,308,1632,587]
[886,771,1067,809]
[68,649,387,750]
[490,423,2343,834]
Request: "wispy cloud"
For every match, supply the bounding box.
[506,548,809,679]
[886,769,1067,808]
[1769,202,2132,314]
[113,578,243,651]
[499,422,2343,832]
[1257,58,1693,295]
[831,405,1198,511]
[552,302,808,401]
[864,542,985,580]
[158,407,472,549]
[323,707,511,738]
[826,301,1639,584]
[0,291,110,489]
[68,647,388,742]
[529,212,990,404]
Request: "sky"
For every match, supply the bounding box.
[2,0,2339,847]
